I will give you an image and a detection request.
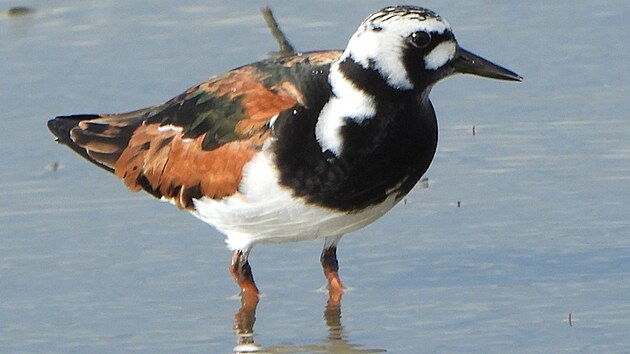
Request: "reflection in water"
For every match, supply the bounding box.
[234,292,259,352]
[233,290,386,353]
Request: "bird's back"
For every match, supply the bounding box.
[48,50,342,209]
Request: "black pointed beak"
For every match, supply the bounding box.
[452,47,522,82]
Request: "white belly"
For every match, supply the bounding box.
[192,150,400,251]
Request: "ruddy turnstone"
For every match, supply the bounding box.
[48,5,521,296]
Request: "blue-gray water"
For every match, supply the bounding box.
[2,1,629,352]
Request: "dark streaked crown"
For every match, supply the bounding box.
[365,5,440,27]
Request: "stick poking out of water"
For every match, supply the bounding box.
[261,6,296,56]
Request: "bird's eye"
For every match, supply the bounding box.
[409,31,431,49]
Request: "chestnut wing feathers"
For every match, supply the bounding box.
[48,51,341,209]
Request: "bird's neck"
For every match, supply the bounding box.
[315,57,415,156]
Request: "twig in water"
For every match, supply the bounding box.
[261,6,296,56]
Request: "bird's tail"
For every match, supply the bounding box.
[47,108,152,173]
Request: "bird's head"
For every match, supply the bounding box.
[341,5,522,93]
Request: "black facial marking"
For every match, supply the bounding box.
[338,57,408,97]
[402,30,456,88]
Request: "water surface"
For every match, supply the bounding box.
[1,0,629,352]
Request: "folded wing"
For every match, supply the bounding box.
[48,64,303,209]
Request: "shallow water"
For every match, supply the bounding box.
[1,0,629,352]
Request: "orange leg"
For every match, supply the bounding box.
[321,245,345,298]
[229,250,260,295]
